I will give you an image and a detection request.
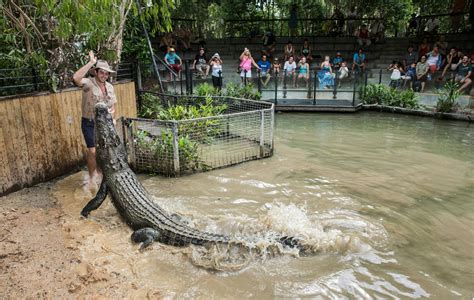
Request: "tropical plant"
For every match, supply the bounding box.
[139,93,163,118]
[360,83,418,109]
[436,81,461,113]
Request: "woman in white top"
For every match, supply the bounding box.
[210,53,223,90]
[283,56,297,87]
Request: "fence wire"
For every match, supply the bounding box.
[123,93,274,176]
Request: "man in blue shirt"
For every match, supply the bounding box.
[257,54,272,87]
[164,47,182,80]
[352,48,366,73]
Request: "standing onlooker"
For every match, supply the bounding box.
[356,24,371,48]
[318,56,334,89]
[415,55,429,92]
[262,30,277,58]
[257,54,272,87]
[296,56,310,87]
[352,48,367,73]
[210,53,223,91]
[454,55,472,93]
[289,4,298,37]
[72,51,117,192]
[239,48,260,84]
[192,47,209,78]
[403,45,418,70]
[283,56,297,87]
[164,47,182,80]
[284,41,295,61]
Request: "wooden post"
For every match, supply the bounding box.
[172,121,180,175]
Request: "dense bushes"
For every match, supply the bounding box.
[360,84,419,109]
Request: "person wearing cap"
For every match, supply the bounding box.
[209,53,223,90]
[164,47,182,80]
[73,50,117,192]
[332,52,343,69]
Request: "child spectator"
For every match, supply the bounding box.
[332,52,344,69]
[388,61,403,89]
[283,56,297,87]
[272,58,282,76]
[257,54,272,87]
[164,47,182,80]
[337,61,350,87]
[297,56,310,87]
[401,62,416,88]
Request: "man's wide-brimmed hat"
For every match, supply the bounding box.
[94,60,115,73]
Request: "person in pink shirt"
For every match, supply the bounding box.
[239,48,261,84]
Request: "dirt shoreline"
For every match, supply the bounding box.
[0,174,161,299]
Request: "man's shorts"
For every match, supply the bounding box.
[81,117,95,148]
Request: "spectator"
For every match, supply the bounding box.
[257,54,272,87]
[209,53,223,91]
[418,37,431,58]
[426,47,443,76]
[352,48,367,74]
[283,56,297,87]
[332,51,344,69]
[401,62,417,88]
[434,35,449,59]
[441,47,461,78]
[424,16,440,37]
[164,47,182,80]
[300,39,313,65]
[239,48,260,84]
[192,47,209,78]
[403,45,419,70]
[297,56,310,87]
[346,6,357,36]
[415,55,429,92]
[337,61,350,87]
[176,27,192,52]
[289,4,298,37]
[356,24,371,48]
[262,29,276,58]
[388,61,403,89]
[406,13,419,36]
[318,56,334,89]
[284,41,295,61]
[272,58,282,80]
[371,20,385,44]
[454,55,472,93]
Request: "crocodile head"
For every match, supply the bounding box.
[94,103,127,173]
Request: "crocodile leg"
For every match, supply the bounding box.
[131,228,160,250]
[80,180,108,217]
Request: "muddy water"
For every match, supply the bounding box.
[55,112,473,298]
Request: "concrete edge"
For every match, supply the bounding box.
[361,104,473,122]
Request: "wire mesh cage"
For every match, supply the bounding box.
[122,92,274,176]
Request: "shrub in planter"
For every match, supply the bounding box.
[436,81,461,113]
[361,83,419,109]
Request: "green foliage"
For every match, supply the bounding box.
[436,81,461,113]
[195,83,220,97]
[135,129,205,174]
[221,82,262,100]
[139,93,164,119]
[360,84,419,109]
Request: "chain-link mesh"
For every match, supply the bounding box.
[123,92,274,176]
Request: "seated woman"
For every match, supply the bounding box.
[297,57,310,87]
[418,37,430,59]
[283,56,297,87]
[317,56,334,89]
[426,47,442,78]
[284,41,295,62]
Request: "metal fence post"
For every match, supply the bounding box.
[307,70,312,99]
[274,70,278,105]
[283,69,287,98]
[259,110,265,158]
[378,69,382,84]
[313,70,317,105]
[352,76,357,106]
[364,70,368,86]
[184,59,190,94]
[244,70,247,86]
[257,70,262,93]
[179,71,184,95]
[136,63,143,91]
[333,72,338,99]
[172,121,180,176]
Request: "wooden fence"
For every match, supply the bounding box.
[0,80,137,195]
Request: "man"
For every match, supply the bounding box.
[403,45,418,70]
[164,47,182,80]
[192,47,209,78]
[257,54,272,87]
[352,48,366,73]
[73,51,117,191]
[356,24,371,48]
[262,30,276,58]
[454,55,472,93]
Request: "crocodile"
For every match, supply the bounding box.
[81,103,298,250]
